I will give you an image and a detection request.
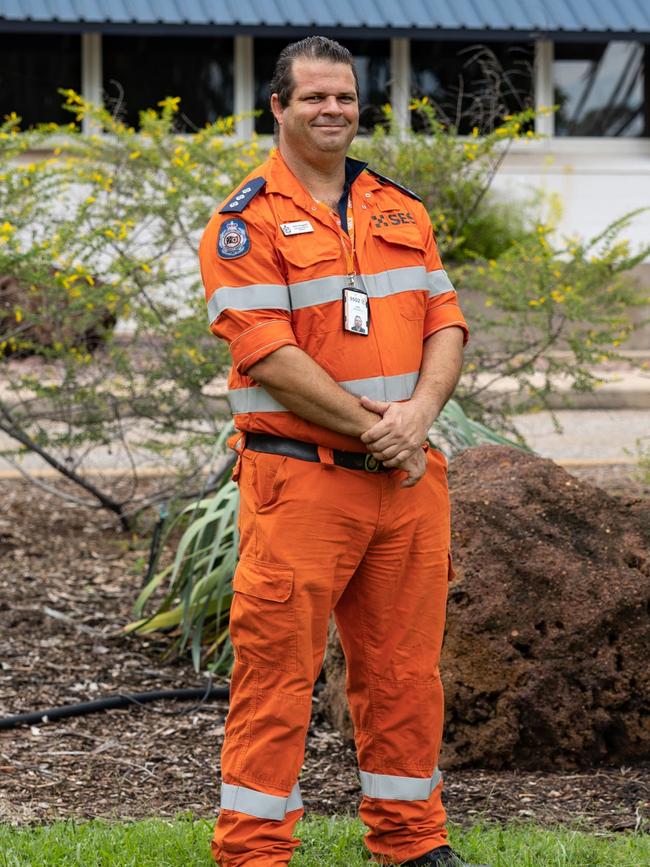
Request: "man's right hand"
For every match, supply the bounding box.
[391,447,427,488]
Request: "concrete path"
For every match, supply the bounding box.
[1,409,647,477]
[512,409,648,463]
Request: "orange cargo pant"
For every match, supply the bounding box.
[212,445,451,866]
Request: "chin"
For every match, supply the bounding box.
[313,131,353,151]
[317,139,348,153]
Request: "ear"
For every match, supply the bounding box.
[270,94,284,127]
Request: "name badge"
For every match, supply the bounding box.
[280,221,314,236]
[343,286,370,336]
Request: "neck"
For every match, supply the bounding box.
[278,143,346,205]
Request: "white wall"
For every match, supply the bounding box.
[493,139,650,254]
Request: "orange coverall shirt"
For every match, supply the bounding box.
[199,149,468,450]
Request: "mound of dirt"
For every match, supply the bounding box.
[323,446,650,770]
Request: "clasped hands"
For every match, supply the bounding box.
[359,396,432,488]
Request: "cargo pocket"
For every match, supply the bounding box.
[230,558,297,671]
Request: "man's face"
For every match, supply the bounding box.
[272,58,359,160]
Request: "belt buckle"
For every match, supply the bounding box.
[364,454,381,473]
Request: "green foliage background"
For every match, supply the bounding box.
[1,93,647,662]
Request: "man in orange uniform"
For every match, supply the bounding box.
[200,37,489,867]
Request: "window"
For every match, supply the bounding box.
[554,42,647,137]
[253,38,391,134]
[0,34,81,127]
[102,36,234,130]
[410,41,534,133]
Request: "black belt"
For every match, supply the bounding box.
[246,433,389,473]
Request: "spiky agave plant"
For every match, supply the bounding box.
[128,401,528,672]
[125,475,239,672]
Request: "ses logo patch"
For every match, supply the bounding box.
[218,218,250,259]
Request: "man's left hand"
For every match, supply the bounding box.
[359,396,433,466]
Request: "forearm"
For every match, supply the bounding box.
[247,345,381,439]
[359,325,465,463]
[410,326,465,429]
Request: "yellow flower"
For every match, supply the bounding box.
[14,307,23,323]
[129,151,141,160]
[158,96,181,112]
[86,196,96,205]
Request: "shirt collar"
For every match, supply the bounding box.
[265,148,369,198]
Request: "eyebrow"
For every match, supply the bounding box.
[300,91,357,98]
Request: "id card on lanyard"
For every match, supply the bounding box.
[340,194,370,336]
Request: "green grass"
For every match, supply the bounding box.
[0,815,648,866]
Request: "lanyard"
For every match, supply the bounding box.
[339,195,355,286]
[315,194,356,286]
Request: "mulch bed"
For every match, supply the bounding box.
[1,468,648,831]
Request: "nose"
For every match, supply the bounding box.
[321,95,343,115]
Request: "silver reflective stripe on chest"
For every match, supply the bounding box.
[207,267,455,322]
[288,266,455,310]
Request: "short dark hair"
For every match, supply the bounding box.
[269,36,359,109]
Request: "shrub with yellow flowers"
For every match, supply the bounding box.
[0,94,259,525]
[353,101,649,432]
[0,94,647,526]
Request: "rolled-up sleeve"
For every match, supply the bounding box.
[199,212,298,374]
[414,203,469,344]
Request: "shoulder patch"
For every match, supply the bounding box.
[365,168,422,203]
[218,218,250,259]
[219,177,266,214]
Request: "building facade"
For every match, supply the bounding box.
[1,2,649,248]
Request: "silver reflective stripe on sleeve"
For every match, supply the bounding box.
[220,781,303,819]
[428,269,455,297]
[207,283,291,324]
[227,371,418,415]
[359,767,442,801]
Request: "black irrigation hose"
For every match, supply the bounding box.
[0,686,231,731]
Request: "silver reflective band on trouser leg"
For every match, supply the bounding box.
[359,768,443,801]
[220,782,303,819]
